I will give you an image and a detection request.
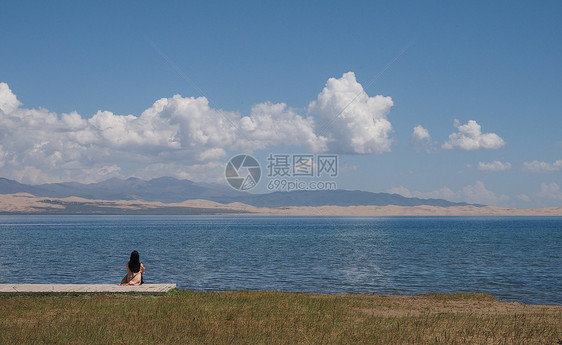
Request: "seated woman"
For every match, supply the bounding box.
[120,250,145,286]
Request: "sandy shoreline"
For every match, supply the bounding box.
[0,193,560,216]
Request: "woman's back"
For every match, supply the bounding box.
[120,250,145,286]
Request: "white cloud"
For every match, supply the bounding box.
[442,119,505,151]
[477,160,511,172]
[417,187,458,200]
[538,182,562,202]
[0,74,395,184]
[198,148,227,161]
[410,125,433,152]
[308,72,394,154]
[388,181,509,206]
[387,186,413,198]
[0,144,6,168]
[523,159,562,172]
[515,182,562,207]
[412,125,430,141]
[241,101,327,153]
[0,83,21,114]
[461,181,509,205]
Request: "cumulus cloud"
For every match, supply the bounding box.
[410,125,433,152]
[523,159,562,172]
[308,72,394,154]
[538,182,562,202]
[412,125,430,141]
[387,186,413,198]
[0,83,21,114]
[0,85,317,183]
[242,101,328,153]
[477,160,511,172]
[0,74,395,183]
[460,181,509,205]
[514,182,562,207]
[0,144,7,168]
[417,187,458,200]
[388,181,509,206]
[442,119,505,151]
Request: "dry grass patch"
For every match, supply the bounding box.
[0,290,560,344]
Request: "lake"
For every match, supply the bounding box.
[0,215,560,305]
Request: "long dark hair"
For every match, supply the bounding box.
[128,250,141,273]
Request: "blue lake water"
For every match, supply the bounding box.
[0,215,560,305]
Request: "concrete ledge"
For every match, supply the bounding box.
[0,284,176,294]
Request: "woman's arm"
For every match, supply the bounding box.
[140,263,145,274]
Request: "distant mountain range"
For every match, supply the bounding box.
[0,176,480,208]
[0,177,243,203]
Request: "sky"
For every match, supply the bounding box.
[0,1,560,208]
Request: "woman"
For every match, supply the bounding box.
[120,250,145,285]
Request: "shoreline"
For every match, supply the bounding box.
[0,193,561,216]
[1,285,560,306]
[1,212,561,217]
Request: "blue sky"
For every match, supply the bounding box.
[0,1,560,207]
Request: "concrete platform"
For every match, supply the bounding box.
[0,284,176,294]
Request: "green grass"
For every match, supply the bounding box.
[1,290,560,344]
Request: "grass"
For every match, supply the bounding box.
[1,290,561,344]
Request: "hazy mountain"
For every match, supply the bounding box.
[227,190,478,207]
[0,177,480,207]
[0,177,245,203]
